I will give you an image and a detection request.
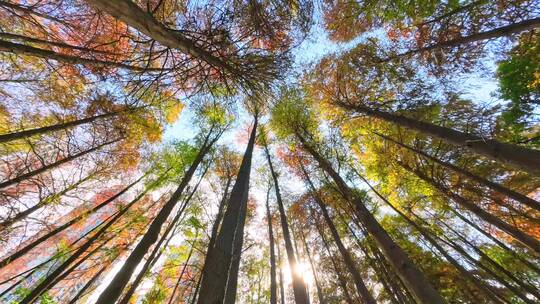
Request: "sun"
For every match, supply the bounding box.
[281,261,314,286]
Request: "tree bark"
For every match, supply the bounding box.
[297,133,446,304]
[0,138,119,190]
[299,226,325,304]
[265,185,278,304]
[376,132,540,211]
[339,102,540,176]
[95,130,217,304]
[197,118,257,304]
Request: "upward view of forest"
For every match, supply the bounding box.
[1,1,540,303]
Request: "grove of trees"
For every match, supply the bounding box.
[0,0,539,303]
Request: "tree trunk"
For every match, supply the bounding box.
[67,264,107,304]
[299,226,325,304]
[381,17,540,62]
[263,142,311,304]
[0,39,159,71]
[0,173,145,269]
[266,185,278,304]
[277,242,286,304]
[0,138,119,189]
[399,161,540,253]
[198,118,258,304]
[376,132,540,211]
[339,102,540,176]
[95,130,217,304]
[297,133,446,304]
[0,109,126,144]
[223,177,250,304]
[168,235,197,304]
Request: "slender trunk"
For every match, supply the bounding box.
[277,242,286,304]
[189,271,203,304]
[0,109,127,144]
[266,185,278,304]
[357,172,506,303]
[168,237,197,304]
[67,264,108,304]
[297,134,446,304]
[302,168,375,303]
[339,102,540,176]
[0,138,119,189]
[0,169,98,228]
[117,208,184,304]
[0,173,145,269]
[198,118,257,304]
[299,227,325,304]
[0,39,159,71]
[381,17,540,62]
[399,161,540,253]
[376,132,540,211]
[315,221,354,304]
[95,131,217,304]
[17,184,148,304]
[263,142,310,304]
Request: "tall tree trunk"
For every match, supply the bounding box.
[380,17,540,62]
[277,241,286,304]
[0,109,130,144]
[337,102,540,176]
[17,184,149,304]
[265,185,278,304]
[298,226,325,304]
[297,133,446,304]
[198,118,258,304]
[398,161,540,253]
[223,185,249,304]
[302,168,375,303]
[95,130,218,304]
[376,132,540,211]
[168,236,198,304]
[0,39,158,71]
[67,264,107,304]
[314,220,354,304]
[0,138,119,189]
[198,175,232,286]
[263,141,311,304]
[0,173,146,269]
